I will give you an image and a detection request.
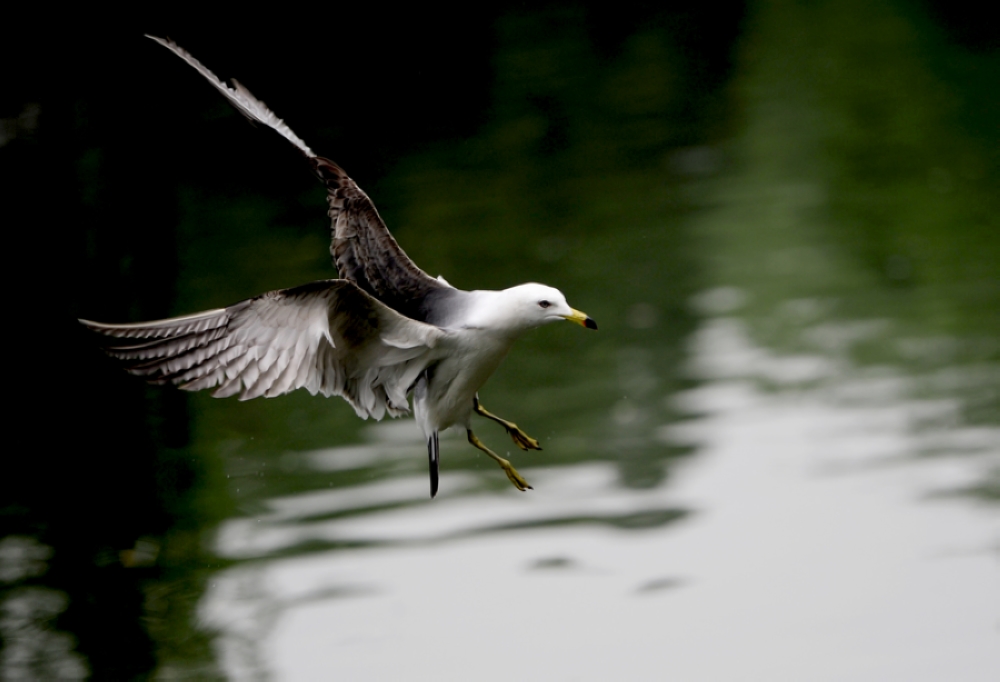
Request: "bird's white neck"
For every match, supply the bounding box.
[459,289,540,336]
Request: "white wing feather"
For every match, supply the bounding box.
[146,35,316,159]
[81,280,445,420]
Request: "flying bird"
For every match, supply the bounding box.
[80,36,597,498]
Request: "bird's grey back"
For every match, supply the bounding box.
[416,287,473,329]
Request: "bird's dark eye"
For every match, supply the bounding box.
[538,300,551,309]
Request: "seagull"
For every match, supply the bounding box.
[80,36,597,498]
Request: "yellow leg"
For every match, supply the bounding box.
[467,430,533,491]
[473,396,542,451]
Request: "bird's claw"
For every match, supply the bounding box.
[468,428,533,491]
[499,458,533,491]
[506,425,542,451]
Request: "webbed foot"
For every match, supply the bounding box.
[497,456,533,491]
[505,425,542,451]
[467,429,533,492]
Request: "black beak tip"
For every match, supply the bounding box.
[585,317,598,330]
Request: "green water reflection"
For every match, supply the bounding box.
[2,1,996,678]
[705,0,998,445]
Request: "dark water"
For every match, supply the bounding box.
[2,2,997,679]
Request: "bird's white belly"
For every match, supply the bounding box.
[415,330,513,434]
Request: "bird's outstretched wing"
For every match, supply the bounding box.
[311,157,451,320]
[147,35,450,321]
[80,280,445,420]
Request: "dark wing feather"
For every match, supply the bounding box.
[148,35,450,321]
[80,280,445,420]
[312,157,448,321]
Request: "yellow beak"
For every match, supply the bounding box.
[563,308,598,330]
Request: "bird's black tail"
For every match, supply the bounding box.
[427,431,440,498]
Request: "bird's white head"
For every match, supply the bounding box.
[476,283,597,334]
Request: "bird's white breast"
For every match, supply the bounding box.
[415,328,515,434]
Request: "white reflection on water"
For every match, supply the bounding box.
[0,538,88,680]
[202,317,999,681]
